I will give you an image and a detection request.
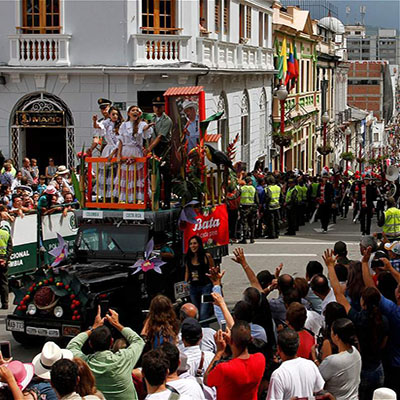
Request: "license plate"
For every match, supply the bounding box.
[26,326,60,338]
[6,319,24,332]
[174,281,190,300]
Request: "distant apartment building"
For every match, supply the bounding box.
[348,61,394,122]
[281,0,338,20]
[346,25,400,65]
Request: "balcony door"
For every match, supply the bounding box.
[141,0,177,34]
[22,0,60,34]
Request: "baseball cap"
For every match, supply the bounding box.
[384,241,400,255]
[181,318,202,342]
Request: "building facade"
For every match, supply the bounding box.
[272,3,320,172]
[0,0,275,172]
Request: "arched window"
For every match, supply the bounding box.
[217,92,229,152]
[22,0,61,33]
[241,90,250,169]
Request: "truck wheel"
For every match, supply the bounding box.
[11,331,43,346]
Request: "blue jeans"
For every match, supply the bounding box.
[189,283,213,321]
[359,363,384,400]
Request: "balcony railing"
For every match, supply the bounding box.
[9,34,71,66]
[132,34,191,65]
[197,38,274,70]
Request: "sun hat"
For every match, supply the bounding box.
[372,387,397,399]
[55,165,69,175]
[384,241,400,255]
[182,100,198,111]
[6,360,34,390]
[32,342,73,380]
[44,185,57,195]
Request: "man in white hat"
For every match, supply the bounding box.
[182,100,200,152]
[372,387,397,400]
[0,220,12,309]
[30,341,73,399]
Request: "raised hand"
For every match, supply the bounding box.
[231,247,246,265]
[322,249,337,268]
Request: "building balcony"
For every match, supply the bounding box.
[272,92,320,122]
[8,34,71,66]
[197,37,274,70]
[131,34,191,65]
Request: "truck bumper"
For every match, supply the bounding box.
[6,314,82,338]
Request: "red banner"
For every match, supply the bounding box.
[183,204,229,253]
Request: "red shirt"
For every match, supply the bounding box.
[207,353,265,400]
[297,329,315,360]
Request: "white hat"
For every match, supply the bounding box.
[384,241,400,255]
[182,100,198,111]
[44,185,58,195]
[373,387,397,399]
[32,341,73,380]
[55,165,70,175]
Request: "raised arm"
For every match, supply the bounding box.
[211,292,235,329]
[231,248,263,292]
[361,246,375,288]
[323,249,351,313]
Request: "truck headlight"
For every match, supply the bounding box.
[54,306,63,318]
[27,304,37,315]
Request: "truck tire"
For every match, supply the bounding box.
[11,331,43,346]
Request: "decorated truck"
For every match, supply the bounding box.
[6,86,233,344]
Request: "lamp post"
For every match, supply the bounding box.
[277,85,288,172]
[345,127,351,170]
[321,111,330,167]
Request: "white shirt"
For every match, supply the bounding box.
[321,288,337,313]
[305,309,324,336]
[167,377,206,400]
[180,345,215,381]
[267,358,325,400]
[145,389,192,400]
[177,328,217,354]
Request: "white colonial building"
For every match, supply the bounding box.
[0,0,275,171]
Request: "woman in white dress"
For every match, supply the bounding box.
[113,106,152,203]
[92,106,123,198]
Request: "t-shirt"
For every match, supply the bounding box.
[379,295,400,367]
[297,330,315,360]
[305,309,324,336]
[267,357,324,400]
[37,195,49,212]
[347,306,389,369]
[167,377,205,400]
[319,346,361,400]
[207,353,265,400]
[145,389,192,400]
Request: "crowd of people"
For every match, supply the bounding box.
[0,233,399,399]
[0,156,79,221]
[228,164,397,243]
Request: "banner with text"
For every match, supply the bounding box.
[183,204,229,253]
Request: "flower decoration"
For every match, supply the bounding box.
[129,238,166,275]
[48,233,68,267]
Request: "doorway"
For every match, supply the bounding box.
[25,128,66,174]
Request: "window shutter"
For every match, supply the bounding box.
[223,0,229,35]
[215,0,220,33]
[246,6,251,38]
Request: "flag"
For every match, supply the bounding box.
[281,37,287,80]
[275,38,284,80]
[291,42,299,90]
[284,42,295,86]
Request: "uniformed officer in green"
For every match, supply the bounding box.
[239,177,259,244]
[284,179,298,236]
[378,197,400,241]
[296,177,308,227]
[0,221,13,309]
[308,176,320,221]
[145,97,173,208]
[265,176,282,239]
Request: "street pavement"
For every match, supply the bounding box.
[0,212,378,363]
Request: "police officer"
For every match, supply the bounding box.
[308,176,320,221]
[90,98,112,155]
[265,176,282,239]
[0,221,13,309]
[378,197,400,242]
[317,170,334,233]
[239,177,259,244]
[145,97,173,209]
[284,179,298,236]
[296,177,308,226]
[354,173,377,236]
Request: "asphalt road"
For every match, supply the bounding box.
[0,212,378,363]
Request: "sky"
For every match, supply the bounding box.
[331,1,400,30]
